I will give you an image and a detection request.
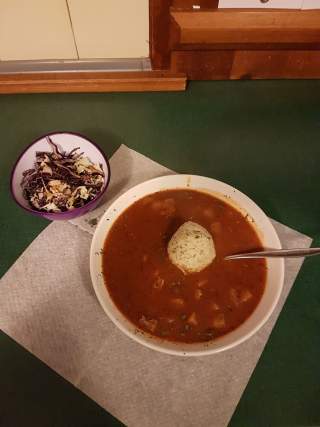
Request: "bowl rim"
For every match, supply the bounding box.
[90,174,285,356]
[10,131,111,218]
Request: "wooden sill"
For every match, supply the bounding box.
[0,71,187,94]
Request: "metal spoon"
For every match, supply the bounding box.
[225,247,320,260]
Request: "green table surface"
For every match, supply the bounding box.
[1,81,320,427]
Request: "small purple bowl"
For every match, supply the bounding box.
[10,131,111,221]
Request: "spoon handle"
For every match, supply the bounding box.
[225,247,320,260]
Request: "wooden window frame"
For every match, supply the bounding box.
[149,0,320,79]
[0,2,187,94]
[1,1,320,93]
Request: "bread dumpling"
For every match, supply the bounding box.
[168,221,216,274]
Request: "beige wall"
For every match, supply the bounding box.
[0,0,77,60]
[68,0,149,59]
[0,0,149,61]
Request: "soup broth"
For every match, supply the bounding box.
[102,189,266,343]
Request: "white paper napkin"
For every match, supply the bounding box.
[0,145,312,427]
[69,144,173,234]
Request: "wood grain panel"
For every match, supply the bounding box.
[0,71,187,94]
[170,50,320,80]
[149,0,172,69]
[171,10,320,44]
[231,50,320,79]
[149,0,220,69]
[171,51,234,79]
[151,3,320,79]
[172,42,320,51]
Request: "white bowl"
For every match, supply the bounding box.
[90,175,284,356]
